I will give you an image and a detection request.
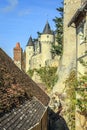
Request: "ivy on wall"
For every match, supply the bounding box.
[65,59,87,129]
[27,69,35,78]
[76,60,87,116]
[27,67,58,90]
[65,70,77,130]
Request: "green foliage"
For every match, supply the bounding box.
[85,50,87,54]
[51,44,63,56]
[65,70,77,130]
[65,60,87,129]
[27,67,58,90]
[27,69,34,78]
[76,60,87,115]
[76,89,87,115]
[79,59,87,67]
[36,66,58,89]
[37,31,42,38]
[52,1,63,56]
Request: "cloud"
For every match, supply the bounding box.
[0,0,18,13]
[18,9,31,16]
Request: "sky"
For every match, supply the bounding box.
[0,0,62,58]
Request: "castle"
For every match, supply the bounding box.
[13,1,87,129]
[13,21,59,72]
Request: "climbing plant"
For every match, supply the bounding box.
[36,66,58,89]
[65,70,77,130]
[27,66,58,90]
[65,59,87,129]
[76,60,87,116]
[27,69,35,78]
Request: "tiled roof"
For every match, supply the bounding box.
[15,42,21,49]
[0,48,50,113]
[0,97,46,130]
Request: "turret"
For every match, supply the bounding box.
[25,36,34,72]
[43,21,53,34]
[40,21,54,66]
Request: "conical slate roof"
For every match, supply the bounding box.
[43,21,53,34]
[26,36,34,46]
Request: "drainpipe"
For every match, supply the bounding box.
[76,27,78,80]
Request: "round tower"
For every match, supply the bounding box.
[40,21,54,66]
[25,36,34,72]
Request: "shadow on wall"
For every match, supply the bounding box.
[48,107,69,130]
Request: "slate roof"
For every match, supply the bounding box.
[0,48,50,129]
[26,36,34,46]
[43,21,53,34]
[0,97,45,130]
[0,48,50,112]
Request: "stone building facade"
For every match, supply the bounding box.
[53,0,81,93]
[13,21,59,72]
[52,0,87,130]
[68,1,87,130]
[25,21,58,72]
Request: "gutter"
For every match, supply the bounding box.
[68,1,87,27]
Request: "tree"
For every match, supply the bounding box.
[51,2,63,56]
[37,31,42,38]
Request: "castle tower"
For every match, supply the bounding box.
[13,42,23,69]
[53,0,81,92]
[40,21,54,66]
[25,36,34,72]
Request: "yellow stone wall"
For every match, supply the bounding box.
[26,46,34,72]
[31,53,42,69]
[76,20,87,130]
[40,34,54,67]
[53,0,81,92]
[26,33,58,71]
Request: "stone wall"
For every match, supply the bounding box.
[53,0,81,93]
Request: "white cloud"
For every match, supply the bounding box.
[18,9,31,16]
[0,0,18,13]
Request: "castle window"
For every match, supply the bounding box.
[29,60,31,64]
[47,35,49,38]
[77,23,84,44]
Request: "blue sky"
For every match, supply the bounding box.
[0,0,62,58]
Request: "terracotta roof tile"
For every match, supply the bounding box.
[0,48,50,114]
